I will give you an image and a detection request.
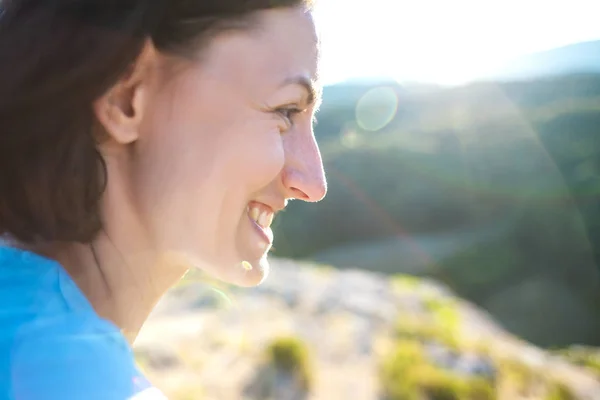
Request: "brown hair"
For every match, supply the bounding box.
[0,0,312,244]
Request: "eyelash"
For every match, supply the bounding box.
[275,106,304,129]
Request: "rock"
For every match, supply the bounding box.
[354,317,375,355]
[424,343,497,381]
[424,342,459,371]
[453,353,497,381]
[135,345,181,371]
[137,259,600,399]
[243,365,309,400]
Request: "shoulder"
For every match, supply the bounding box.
[9,314,147,400]
[0,245,164,399]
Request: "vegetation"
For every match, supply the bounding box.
[423,296,461,335]
[545,382,577,400]
[394,316,459,350]
[382,293,499,400]
[140,266,597,399]
[272,72,600,347]
[265,336,314,391]
[381,287,591,400]
[391,274,423,291]
[379,339,496,400]
[554,346,600,378]
[382,314,591,400]
[498,358,542,396]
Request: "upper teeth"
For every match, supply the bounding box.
[249,206,274,229]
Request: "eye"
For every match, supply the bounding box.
[275,106,304,130]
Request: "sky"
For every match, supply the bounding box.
[312,0,600,85]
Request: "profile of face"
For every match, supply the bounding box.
[95,6,326,287]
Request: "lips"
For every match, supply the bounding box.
[247,201,275,246]
[247,202,274,229]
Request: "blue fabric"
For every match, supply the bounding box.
[0,245,163,399]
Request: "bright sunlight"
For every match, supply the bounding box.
[313,0,600,85]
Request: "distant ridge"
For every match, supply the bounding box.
[487,39,600,81]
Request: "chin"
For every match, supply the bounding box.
[232,256,270,287]
[166,249,269,287]
[195,253,271,288]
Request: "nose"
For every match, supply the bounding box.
[281,128,327,202]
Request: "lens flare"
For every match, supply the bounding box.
[355,86,398,131]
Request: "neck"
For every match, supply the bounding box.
[31,233,188,344]
[20,148,189,344]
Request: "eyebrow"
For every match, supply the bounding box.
[282,75,322,107]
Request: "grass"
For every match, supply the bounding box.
[497,358,541,397]
[378,339,497,400]
[465,378,497,400]
[394,304,461,351]
[391,281,464,351]
[383,294,581,400]
[384,317,582,400]
[390,274,423,291]
[413,365,468,400]
[265,336,314,391]
[554,346,600,378]
[545,381,577,400]
[378,340,426,400]
[423,295,462,336]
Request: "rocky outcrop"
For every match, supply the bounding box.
[136,258,600,400]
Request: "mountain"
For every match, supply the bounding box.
[488,40,600,81]
[281,72,600,348]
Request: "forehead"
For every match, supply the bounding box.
[189,8,320,95]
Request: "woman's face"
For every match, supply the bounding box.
[111,7,326,286]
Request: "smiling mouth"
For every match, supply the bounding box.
[247,202,274,229]
[246,201,276,248]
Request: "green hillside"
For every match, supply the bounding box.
[272,73,600,347]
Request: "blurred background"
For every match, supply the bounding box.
[135,1,600,399]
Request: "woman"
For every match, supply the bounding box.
[0,0,326,398]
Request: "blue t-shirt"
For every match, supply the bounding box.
[0,245,165,399]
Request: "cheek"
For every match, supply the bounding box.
[130,107,230,249]
[133,110,284,241]
[221,120,286,190]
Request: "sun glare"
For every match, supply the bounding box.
[313,0,600,86]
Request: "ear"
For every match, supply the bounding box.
[93,40,158,145]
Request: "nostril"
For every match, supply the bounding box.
[289,187,309,201]
[281,167,327,202]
